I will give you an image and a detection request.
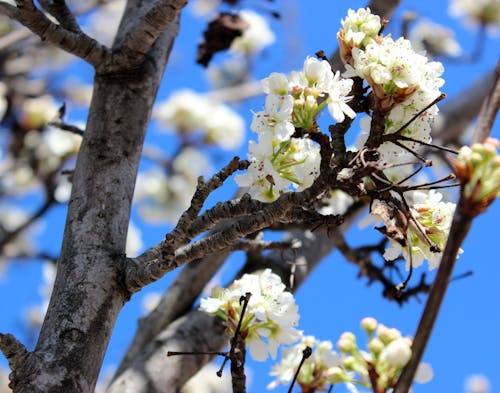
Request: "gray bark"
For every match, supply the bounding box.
[0,1,184,391]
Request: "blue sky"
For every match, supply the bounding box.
[1,0,499,392]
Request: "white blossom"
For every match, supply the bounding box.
[154,90,244,150]
[465,374,491,393]
[268,336,341,391]
[181,363,232,393]
[235,137,320,202]
[382,190,459,270]
[410,19,462,57]
[20,95,59,130]
[230,10,275,55]
[449,0,500,28]
[200,269,301,361]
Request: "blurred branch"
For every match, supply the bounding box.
[434,69,496,144]
[472,58,500,144]
[0,196,55,253]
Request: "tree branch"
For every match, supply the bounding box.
[37,0,82,33]
[6,0,111,67]
[113,0,188,66]
[393,195,473,393]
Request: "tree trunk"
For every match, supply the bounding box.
[9,10,181,393]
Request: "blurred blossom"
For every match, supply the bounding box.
[190,0,221,17]
[154,90,245,150]
[126,221,143,257]
[206,58,248,89]
[141,291,162,314]
[0,206,33,261]
[410,19,462,57]
[87,0,126,46]
[465,374,491,393]
[0,368,11,393]
[54,175,72,203]
[20,95,59,130]
[181,363,231,393]
[25,261,56,330]
[62,80,93,107]
[318,189,354,216]
[229,10,275,56]
[0,82,7,121]
[449,0,500,28]
[135,148,211,223]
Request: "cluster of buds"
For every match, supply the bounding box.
[334,317,433,392]
[199,269,301,361]
[451,138,500,216]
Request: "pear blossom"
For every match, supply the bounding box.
[337,8,382,65]
[410,19,462,58]
[318,189,354,216]
[382,190,458,270]
[465,374,491,393]
[154,89,245,150]
[181,363,232,393]
[235,136,321,202]
[268,336,342,391]
[135,148,211,223]
[200,269,301,361]
[20,95,59,130]
[344,36,444,112]
[449,0,500,28]
[230,10,275,55]
[190,0,220,17]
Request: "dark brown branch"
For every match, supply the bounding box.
[49,120,85,136]
[393,195,473,392]
[37,0,82,33]
[169,157,249,247]
[7,0,111,67]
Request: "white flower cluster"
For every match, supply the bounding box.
[449,0,500,28]
[154,89,245,151]
[199,269,301,361]
[341,8,444,182]
[337,7,382,65]
[236,57,355,201]
[334,317,433,392]
[267,336,341,391]
[382,190,458,270]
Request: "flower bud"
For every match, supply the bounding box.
[337,332,357,353]
[379,338,412,368]
[361,317,378,334]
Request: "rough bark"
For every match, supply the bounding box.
[0,1,185,391]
